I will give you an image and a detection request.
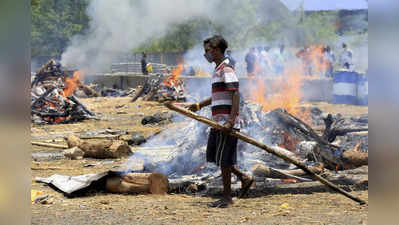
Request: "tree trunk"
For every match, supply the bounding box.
[66,136,132,159]
[105,172,169,194]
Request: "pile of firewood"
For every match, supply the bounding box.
[131,74,186,103]
[31,59,97,124]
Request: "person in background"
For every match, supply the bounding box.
[339,43,353,70]
[259,46,273,76]
[141,52,148,75]
[225,49,236,68]
[189,35,254,208]
[245,47,256,76]
[296,46,312,76]
[323,46,335,77]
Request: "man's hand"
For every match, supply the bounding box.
[187,102,201,112]
[223,120,234,131]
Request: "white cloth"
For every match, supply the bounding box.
[340,49,353,68]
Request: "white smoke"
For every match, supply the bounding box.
[61,0,221,73]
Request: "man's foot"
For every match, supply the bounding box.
[239,176,254,198]
[207,198,233,208]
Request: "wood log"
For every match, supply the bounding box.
[251,164,312,182]
[131,85,145,102]
[65,136,132,159]
[310,142,368,170]
[252,163,324,180]
[272,110,368,170]
[273,109,339,149]
[322,114,368,142]
[105,172,169,194]
[78,81,99,97]
[143,87,158,101]
[67,95,95,116]
[164,102,366,205]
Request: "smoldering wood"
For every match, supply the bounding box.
[31,110,69,117]
[316,142,368,170]
[67,95,95,116]
[31,87,57,109]
[164,102,366,205]
[322,114,368,142]
[270,109,368,170]
[272,109,339,149]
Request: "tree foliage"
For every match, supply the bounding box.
[31,0,89,57]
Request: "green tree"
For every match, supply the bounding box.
[31,0,89,58]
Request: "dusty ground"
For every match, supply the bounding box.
[31,97,368,225]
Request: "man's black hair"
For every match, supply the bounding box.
[203,35,228,54]
[342,43,347,48]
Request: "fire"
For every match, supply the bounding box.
[163,63,183,88]
[278,131,300,152]
[63,70,83,97]
[248,64,304,116]
[307,45,328,76]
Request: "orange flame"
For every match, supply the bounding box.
[63,71,83,97]
[163,63,184,88]
[278,131,300,151]
[248,64,304,116]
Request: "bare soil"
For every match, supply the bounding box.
[31,97,368,225]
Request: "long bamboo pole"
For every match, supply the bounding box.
[164,102,366,205]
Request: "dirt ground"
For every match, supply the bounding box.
[31,97,368,225]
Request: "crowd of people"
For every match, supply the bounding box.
[241,43,354,78]
[140,42,354,79]
[243,45,287,78]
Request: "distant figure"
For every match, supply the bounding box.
[339,43,353,70]
[296,46,312,76]
[274,44,286,75]
[260,46,273,76]
[322,46,335,77]
[225,50,236,68]
[245,48,256,75]
[141,53,148,75]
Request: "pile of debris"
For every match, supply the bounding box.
[131,73,186,103]
[31,59,97,124]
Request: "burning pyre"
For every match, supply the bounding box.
[31,59,96,124]
[131,64,187,102]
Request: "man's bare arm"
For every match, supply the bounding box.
[188,97,211,112]
[199,97,212,108]
[228,90,239,125]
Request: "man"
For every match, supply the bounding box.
[188,35,254,208]
[141,52,148,75]
[225,49,236,68]
[245,47,256,76]
[296,46,312,76]
[322,46,335,77]
[339,43,353,70]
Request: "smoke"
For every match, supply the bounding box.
[61,0,221,73]
[60,0,294,74]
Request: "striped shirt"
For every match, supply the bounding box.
[211,58,240,129]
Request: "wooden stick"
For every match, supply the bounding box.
[31,141,68,149]
[164,102,366,205]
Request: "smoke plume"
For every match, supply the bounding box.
[61,0,221,73]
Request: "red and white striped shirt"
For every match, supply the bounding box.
[211,58,240,128]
